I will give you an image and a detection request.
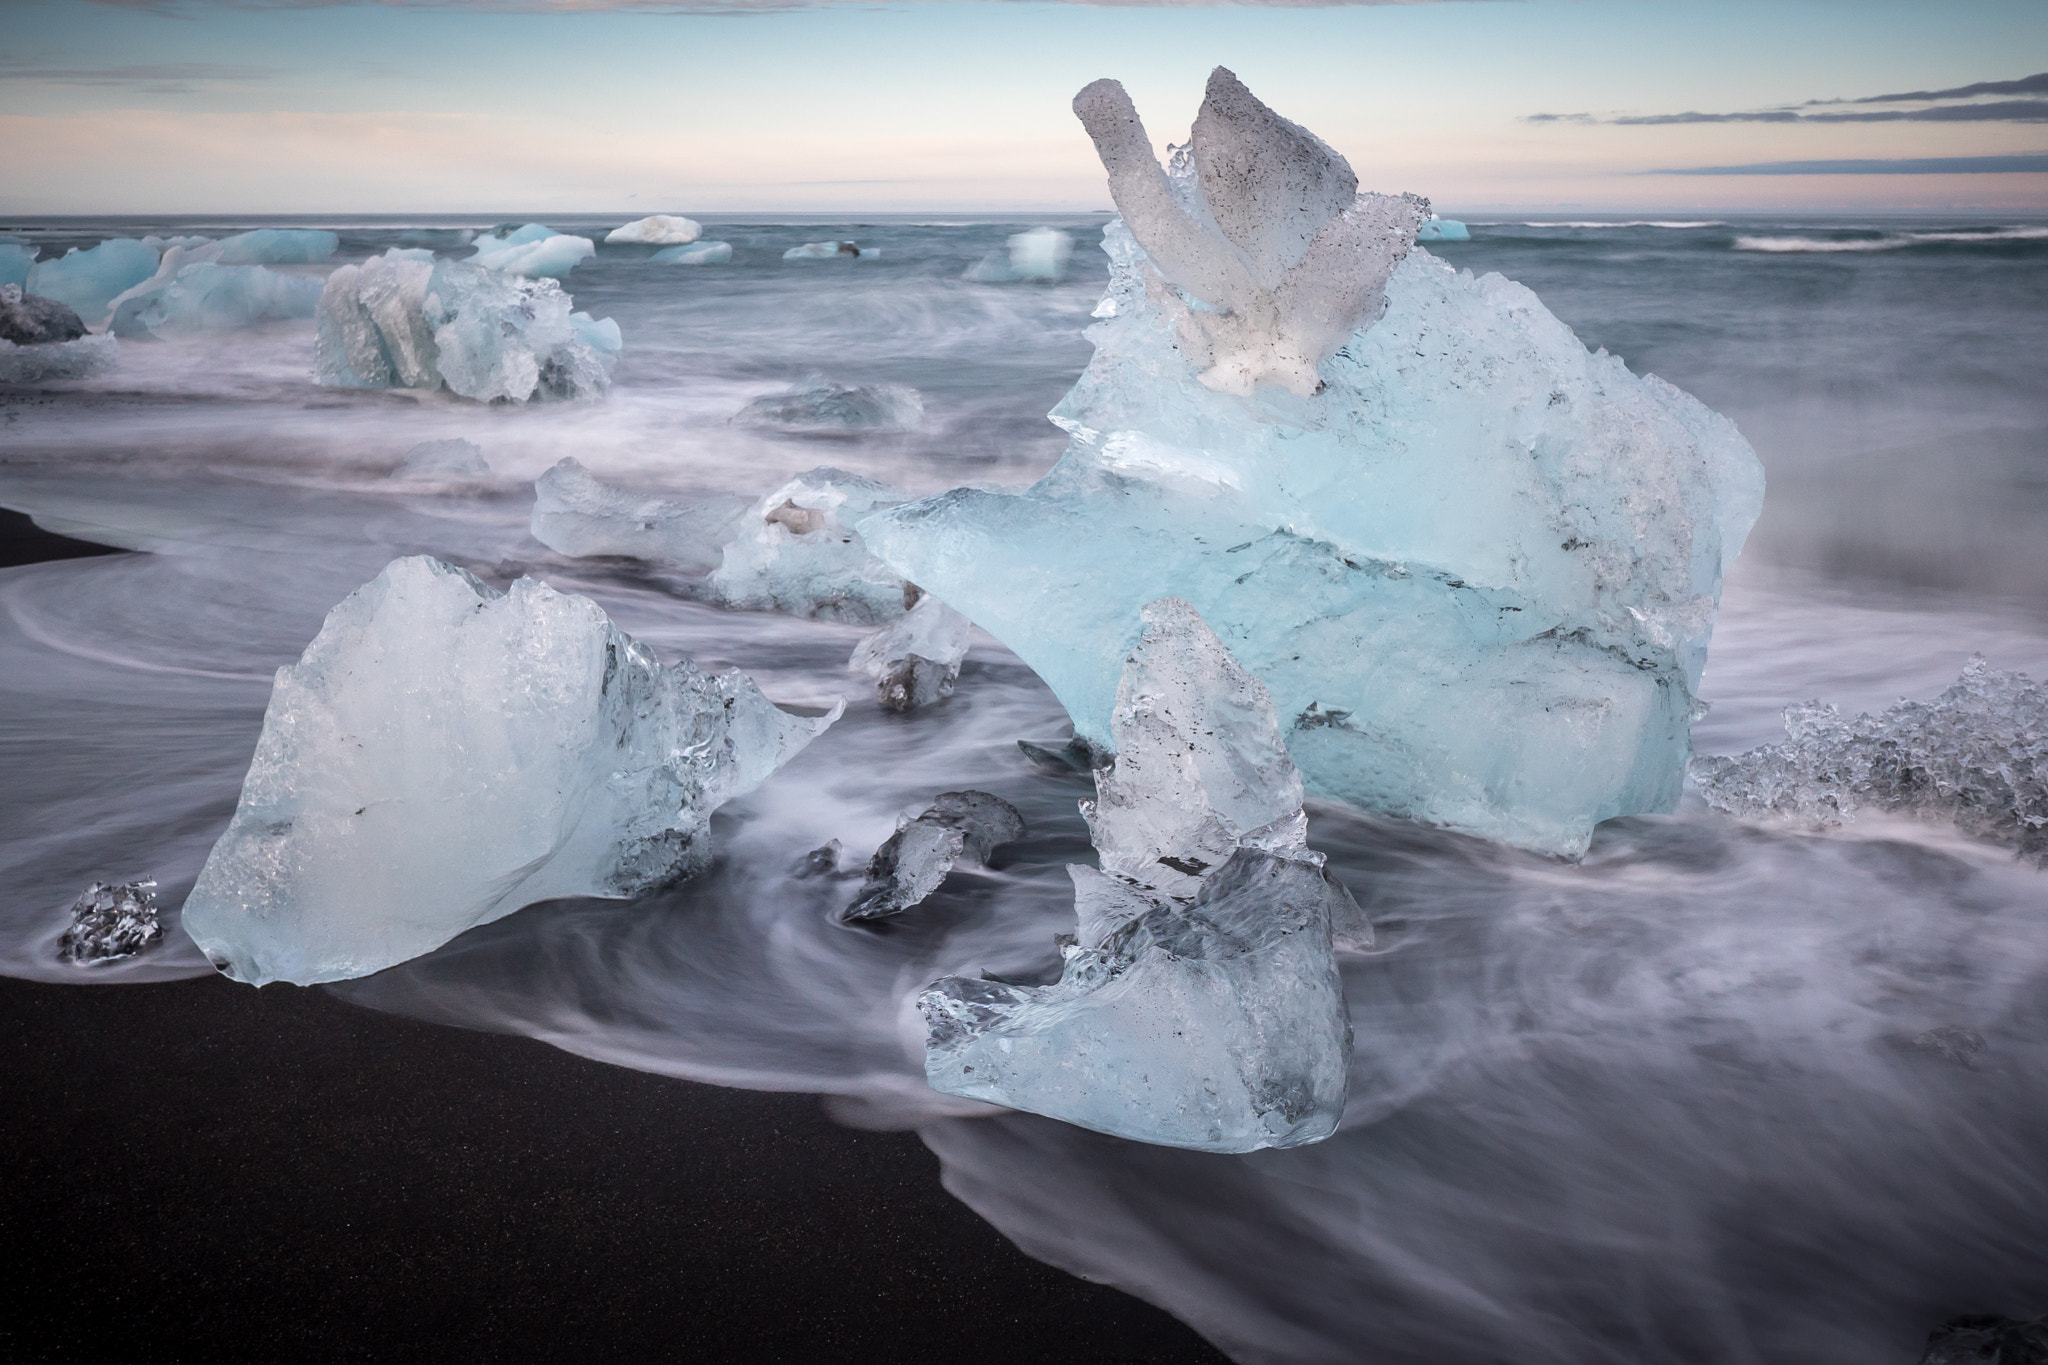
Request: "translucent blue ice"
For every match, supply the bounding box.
[0,244,34,290]
[27,238,159,327]
[650,242,732,265]
[108,262,322,338]
[214,229,339,265]
[530,457,746,575]
[708,468,911,623]
[1416,217,1471,242]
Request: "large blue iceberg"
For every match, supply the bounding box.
[861,68,1764,856]
[27,238,160,326]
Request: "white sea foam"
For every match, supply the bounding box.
[1735,226,2048,253]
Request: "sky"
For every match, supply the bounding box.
[2,0,2045,214]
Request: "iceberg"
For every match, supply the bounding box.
[1416,216,1471,243]
[0,334,118,383]
[0,284,88,345]
[849,592,973,711]
[919,598,1354,1152]
[1692,657,2048,864]
[27,238,159,327]
[181,556,842,986]
[214,228,339,265]
[964,227,1075,283]
[860,69,1764,857]
[606,215,703,245]
[650,241,732,265]
[108,262,322,338]
[529,457,746,575]
[708,468,912,624]
[843,790,1026,921]
[315,250,619,402]
[732,376,924,434]
[471,232,595,280]
[0,244,35,290]
[783,241,877,261]
[391,437,491,482]
[58,879,162,965]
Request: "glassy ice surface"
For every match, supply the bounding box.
[26,238,159,326]
[650,242,731,265]
[848,593,973,711]
[732,375,924,433]
[58,879,161,965]
[843,790,1025,921]
[530,457,746,573]
[1693,656,2048,862]
[707,468,911,623]
[606,215,703,245]
[214,229,338,265]
[180,556,841,986]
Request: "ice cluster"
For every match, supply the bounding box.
[651,242,732,266]
[1692,657,2048,863]
[58,879,162,965]
[964,227,1075,284]
[214,229,338,265]
[110,261,322,339]
[920,598,1355,1153]
[529,458,745,575]
[783,241,877,261]
[391,437,491,483]
[862,70,1764,857]
[0,284,87,345]
[470,224,595,280]
[707,468,912,624]
[316,250,619,402]
[843,791,1026,921]
[849,593,973,711]
[181,556,841,986]
[606,215,702,245]
[27,238,159,326]
[733,376,924,434]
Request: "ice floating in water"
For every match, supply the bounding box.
[181,556,842,986]
[964,227,1075,283]
[861,72,1764,858]
[1692,657,2048,864]
[606,215,703,245]
[649,242,732,265]
[1416,216,1471,243]
[0,284,87,346]
[391,438,490,483]
[843,791,1026,922]
[708,468,911,624]
[471,232,595,280]
[783,241,877,261]
[529,457,746,575]
[732,376,924,434]
[109,262,322,339]
[27,238,159,327]
[315,250,618,402]
[0,333,118,383]
[920,598,1353,1152]
[214,228,339,265]
[849,592,973,711]
[0,244,35,290]
[58,879,161,965]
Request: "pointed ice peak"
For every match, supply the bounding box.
[1190,67,1359,287]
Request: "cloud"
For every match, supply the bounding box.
[1533,72,2048,127]
[1847,72,2048,104]
[1651,153,2048,176]
[0,55,282,92]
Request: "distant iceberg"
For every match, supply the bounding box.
[964,227,1075,283]
[182,556,841,986]
[783,241,877,261]
[1416,216,1470,242]
[470,227,595,279]
[607,215,702,245]
[650,242,732,265]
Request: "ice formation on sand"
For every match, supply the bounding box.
[1416,216,1471,243]
[783,241,876,261]
[707,469,911,624]
[1692,657,2048,863]
[0,284,87,345]
[920,599,1354,1152]
[862,70,1764,858]
[650,242,732,265]
[109,263,322,338]
[849,593,973,711]
[529,458,746,575]
[214,229,339,265]
[27,238,159,326]
[606,215,702,245]
[182,556,841,986]
[391,438,490,483]
[843,791,1026,921]
[58,879,161,965]
[0,334,118,383]
[315,251,618,402]
[964,228,1074,283]
[0,244,34,290]
[733,376,924,434]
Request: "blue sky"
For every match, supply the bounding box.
[3,0,2044,213]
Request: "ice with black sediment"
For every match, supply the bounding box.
[843,791,1027,922]
[57,879,162,965]
[0,284,88,345]
[848,593,973,712]
[1691,656,2048,862]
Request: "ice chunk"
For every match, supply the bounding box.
[0,284,88,345]
[27,238,160,327]
[529,457,747,575]
[1416,216,1470,243]
[481,223,557,246]
[783,241,877,260]
[109,262,322,338]
[843,791,1026,921]
[849,592,972,711]
[707,468,912,624]
[315,251,619,402]
[1691,657,2048,863]
[58,878,161,964]
[606,215,703,245]
[391,438,490,482]
[0,244,36,290]
[181,556,842,986]
[964,227,1075,283]
[650,241,732,265]
[732,376,924,434]
[214,228,339,265]
[860,82,1764,857]
[470,232,595,279]
[0,334,118,383]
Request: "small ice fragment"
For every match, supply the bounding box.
[0,284,88,345]
[964,227,1075,283]
[181,556,843,986]
[27,238,160,327]
[391,438,490,483]
[848,593,973,711]
[529,457,746,576]
[783,241,876,260]
[792,839,845,879]
[606,215,703,245]
[1415,216,1470,243]
[58,879,162,965]
[470,232,595,279]
[843,791,1026,921]
[707,468,912,624]
[0,244,39,290]
[649,241,732,265]
[0,334,118,383]
[732,375,924,434]
[213,228,339,265]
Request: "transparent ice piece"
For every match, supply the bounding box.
[848,592,973,711]
[529,457,747,575]
[843,791,1026,921]
[58,879,161,965]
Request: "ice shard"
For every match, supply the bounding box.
[843,791,1026,922]
[606,215,703,245]
[848,592,973,711]
[58,879,162,965]
[918,598,1354,1152]
[529,457,746,575]
[861,71,1764,858]
[707,468,912,624]
[182,556,842,986]
[1692,657,2048,863]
